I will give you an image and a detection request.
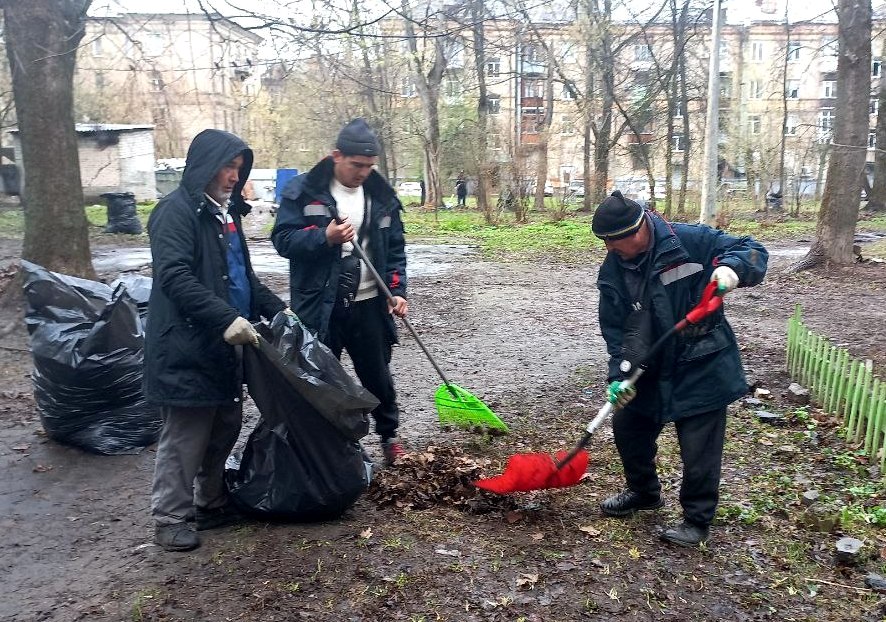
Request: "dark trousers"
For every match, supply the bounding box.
[612,406,727,527]
[328,296,400,440]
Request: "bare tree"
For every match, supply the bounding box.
[793,0,872,271]
[2,0,95,280]
[867,36,886,212]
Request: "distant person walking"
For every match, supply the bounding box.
[455,171,467,207]
[144,129,287,552]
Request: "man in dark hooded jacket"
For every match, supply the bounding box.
[145,129,286,552]
[593,190,768,547]
[271,119,408,467]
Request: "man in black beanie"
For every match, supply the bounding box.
[593,190,768,547]
[272,119,409,466]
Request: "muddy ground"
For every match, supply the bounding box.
[2,211,886,621]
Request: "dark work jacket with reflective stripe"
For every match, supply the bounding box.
[143,130,286,407]
[271,157,407,345]
[596,210,768,423]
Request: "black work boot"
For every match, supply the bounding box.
[660,521,709,547]
[195,503,244,531]
[600,489,664,517]
[155,523,200,552]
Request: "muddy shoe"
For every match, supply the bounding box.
[600,489,664,517]
[660,521,709,547]
[381,438,406,466]
[195,503,244,531]
[155,522,200,552]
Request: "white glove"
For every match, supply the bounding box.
[223,317,258,346]
[710,266,739,294]
[282,307,297,318]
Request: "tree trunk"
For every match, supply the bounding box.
[589,0,614,206]
[777,9,789,213]
[793,0,871,271]
[3,0,94,279]
[469,0,493,221]
[867,37,886,212]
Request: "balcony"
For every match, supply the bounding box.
[521,60,546,75]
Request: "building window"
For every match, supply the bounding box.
[400,76,415,98]
[787,41,801,62]
[822,39,838,58]
[445,75,461,98]
[94,72,105,90]
[559,117,576,135]
[718,41,729,60]
[869,130,877,149]
[786,80,800,98]
[149,70,164,91]
[560,84,575,101]
[748,80,763,99]
[785,115,798,135]
[486,57,500,77]
[489,133,502,150]
[634,44,652,62]
[748,114,762,135]
[674,101,683,118]
[91,36,103,57]
[751,41,764,62]
[871,99,879,116]
[144,32,165,57]
[522,79,543,98]
[444,39,464,68]
[486,95,500,114]
[719,72,732,99]
[873,59,881,77]
[818,108,834,138]
[822,80,837,98]
[672,134,685,152]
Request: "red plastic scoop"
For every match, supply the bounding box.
[473,450,589,493]
[473,281,725,495]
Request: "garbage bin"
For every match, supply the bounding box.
[275,168,299,204]
[101,192,143,234]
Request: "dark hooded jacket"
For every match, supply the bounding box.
[271,157,407,344]
[597,210,768,423]
[144,129,286,407]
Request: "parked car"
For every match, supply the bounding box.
[398,181,422,196]
[568,181,585,197]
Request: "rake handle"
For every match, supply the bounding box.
[330,207,459,399]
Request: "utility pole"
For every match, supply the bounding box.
[699,0,722,225]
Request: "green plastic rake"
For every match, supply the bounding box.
[341,225,508,433]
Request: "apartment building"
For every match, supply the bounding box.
[75,13,262,158]
[389,10,882,200]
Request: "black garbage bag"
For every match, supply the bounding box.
[101,191,142,234]
[21,260,161,455]
[226,313,378,521]
[110,273,152,321]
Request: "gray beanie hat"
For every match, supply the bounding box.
[335,118,379,156]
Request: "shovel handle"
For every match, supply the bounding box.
[329,206,459,398]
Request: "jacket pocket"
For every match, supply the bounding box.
[677,322,731,364]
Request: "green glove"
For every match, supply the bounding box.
[607,380,637,408]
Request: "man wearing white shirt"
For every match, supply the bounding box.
[272,119,409,466]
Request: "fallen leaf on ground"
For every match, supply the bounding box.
[33,464,52,472]
[579,525,601,536]
[516,573,539,589]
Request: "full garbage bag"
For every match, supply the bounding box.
[21,260,160,454]
[226,313,378,521]
[101,192,142,234]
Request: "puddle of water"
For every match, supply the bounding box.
[92,242,477,278]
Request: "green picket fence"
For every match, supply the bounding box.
[786,305,886,472]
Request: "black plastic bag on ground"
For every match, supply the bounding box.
[226,313,378,521]
[101,192,142,234]
[21,260,160,454]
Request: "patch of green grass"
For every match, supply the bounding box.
[85,202,155,228]
[0,209,24,237]
[130,588,160,622]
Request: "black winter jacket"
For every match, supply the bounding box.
[144,129,286,407]
[271,157,407,344]
[597,210,768,423]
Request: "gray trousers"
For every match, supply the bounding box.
[151,404,242,526]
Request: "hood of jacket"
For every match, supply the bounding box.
[180,129,254,215]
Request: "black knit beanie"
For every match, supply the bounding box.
[335,118,379,156]
[592,190,645,240]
